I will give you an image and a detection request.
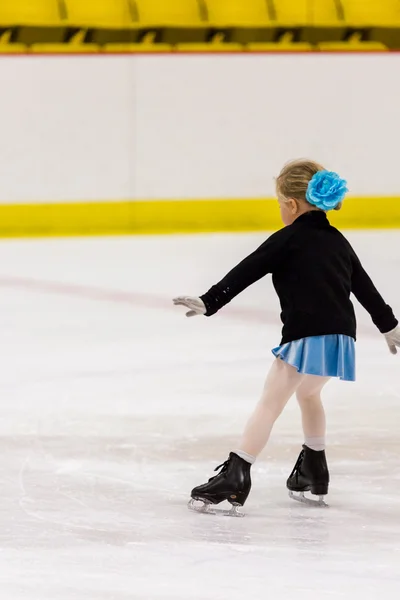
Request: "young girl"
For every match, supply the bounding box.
[173,160,400,515]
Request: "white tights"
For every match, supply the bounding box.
[237,358,330,459]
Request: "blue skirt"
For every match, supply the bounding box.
[272,334,356,382]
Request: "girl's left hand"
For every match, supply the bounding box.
[384,326,400,355]
[173,296,206,317]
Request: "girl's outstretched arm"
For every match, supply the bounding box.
[199,229,290,316]
[350,249,399,352]
[173,228,290,317]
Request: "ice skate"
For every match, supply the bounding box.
[188,452,251,517]
[287,445,329,507]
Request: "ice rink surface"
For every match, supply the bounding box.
[0,231,399,600]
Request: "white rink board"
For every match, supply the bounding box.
[0,231,399,599]
[0,55,400,202]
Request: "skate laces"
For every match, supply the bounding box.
[207,459,230,482]
[288,449,305,483]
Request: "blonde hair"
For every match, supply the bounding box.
[276,159,343,211]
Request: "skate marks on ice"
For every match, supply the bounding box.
[5,424,400,600]
[17,446,142,543]
[0,235,399,599]
[12,428,200,547]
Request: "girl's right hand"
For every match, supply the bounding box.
[384,326,400,355]
[173,296,206,318]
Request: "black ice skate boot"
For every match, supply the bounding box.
[287,445,329,507]
[188,452,252,517]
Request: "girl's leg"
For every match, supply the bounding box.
[295,375,331,451]
[237,359,305,459]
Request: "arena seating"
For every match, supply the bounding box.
[0,44,27,53]
[0,0,62,26]
[66,0,139,44]
[103,43,172,53]
[175,43,243,52]
[342,0,400,48]
[342,0,400,24]
[274,0,346,44]
[317,41,388,52]
[135,0,208,43]
[205,0,274,43]
[30,43,100,53]
[0,1,398,51]
[247,42,313,51]
[0,0,66,43]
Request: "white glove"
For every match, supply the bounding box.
[384,326,400,355]
[173,296,206,318]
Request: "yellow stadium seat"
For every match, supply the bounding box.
[0,0,65,43]
[247,42,313,52]
[66,0,134,27]
[206,0,274,43]
[273,0,308,27]
[103,43,172,53]
[136,0,208,43]
[65,0,139,44]
[0,44,27,53]
[31,44,100,53]
[0,0,62,26]
[342,0,400,48]
[307,0,345,42]
[342,0,400,25]
[273,0,345,43]
[176,43,243,52]
[137,0,203,26]
[313,0,343,25]
[317,41,388,52]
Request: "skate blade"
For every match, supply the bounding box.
[188,499,245,518]
[288,491,328,507]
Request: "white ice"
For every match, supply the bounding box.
[0,231,399,600]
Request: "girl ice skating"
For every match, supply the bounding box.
[173,159,400,516]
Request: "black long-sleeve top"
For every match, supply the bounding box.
[200,211,397,344]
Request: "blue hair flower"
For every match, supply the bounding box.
[306,170,348,211]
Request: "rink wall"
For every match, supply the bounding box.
[0,54,400,235]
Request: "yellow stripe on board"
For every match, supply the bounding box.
[0,197,398,237]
